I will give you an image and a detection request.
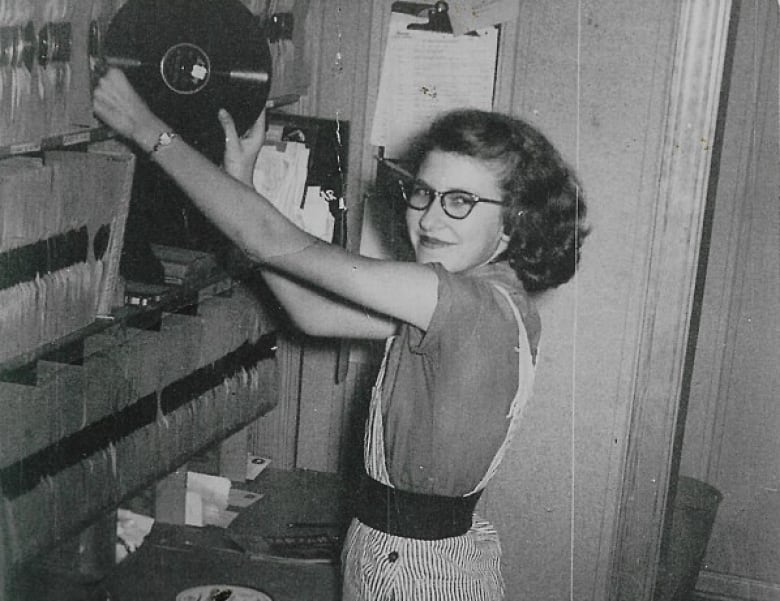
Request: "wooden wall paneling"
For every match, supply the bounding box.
[218,427,249,482]
[250,333,301,470]
[608,1,733,600]
[295,337,344,472]
[283,0,386,472]
[484,0,683,598]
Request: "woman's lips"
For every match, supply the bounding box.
[418,235,453,249]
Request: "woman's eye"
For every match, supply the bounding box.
[411,185,433,197]
[445,193,475,207]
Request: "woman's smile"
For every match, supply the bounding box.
[418,234,454,249]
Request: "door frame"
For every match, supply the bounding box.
[609,1,734,599]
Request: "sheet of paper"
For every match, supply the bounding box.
[187,471,231,507]
[228,489,264,508]
[116,508,155,557]
[301,186,335,242]
[370,12,499,157]
[447,0,520,35]
[252,141,310,230]
[185,490,204,527]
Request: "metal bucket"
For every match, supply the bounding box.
[655,476,723,601]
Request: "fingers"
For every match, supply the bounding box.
[92,68,154,139]
[95,68,127,97]
[92,83,120,126]
[245,109,267,144]
[93,68,133,112]
[218,108,239,142]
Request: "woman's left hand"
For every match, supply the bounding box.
[218,108,266,186]
[93,67,161,144]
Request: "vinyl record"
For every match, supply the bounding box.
[104,0,272,161]
[103,0,272,283]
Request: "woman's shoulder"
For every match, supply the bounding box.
[471,262,542,357]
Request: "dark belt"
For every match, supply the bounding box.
[355,474,482,540]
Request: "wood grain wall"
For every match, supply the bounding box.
[680,2,780,599]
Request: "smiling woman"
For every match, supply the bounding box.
[92,66,588,599]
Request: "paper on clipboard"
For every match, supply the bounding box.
[370,12,498,157]
[446,0,519,36]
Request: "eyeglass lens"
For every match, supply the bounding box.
[401,181,478,219]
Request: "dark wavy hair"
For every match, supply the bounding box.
[403,109,590,293]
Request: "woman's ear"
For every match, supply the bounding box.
[494,229,511,259]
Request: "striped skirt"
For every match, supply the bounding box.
[341,515,504,600]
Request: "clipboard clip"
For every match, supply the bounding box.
[392,1,453,33]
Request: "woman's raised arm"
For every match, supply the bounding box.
[92,68,437,337]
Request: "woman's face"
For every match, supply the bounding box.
[406,150,508,273]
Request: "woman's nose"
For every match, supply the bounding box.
[418,193,447,230]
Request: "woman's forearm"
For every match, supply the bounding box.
[259,268,397,339]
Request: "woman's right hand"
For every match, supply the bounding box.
[218,108,266,186]
[93,67,161,144]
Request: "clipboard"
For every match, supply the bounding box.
[370,1,499,158]
[391,1,454,33]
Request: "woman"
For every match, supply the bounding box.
[93,68,588,599]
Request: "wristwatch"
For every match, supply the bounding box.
[151,131,177,154]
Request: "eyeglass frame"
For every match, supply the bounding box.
[376,156,507,220]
